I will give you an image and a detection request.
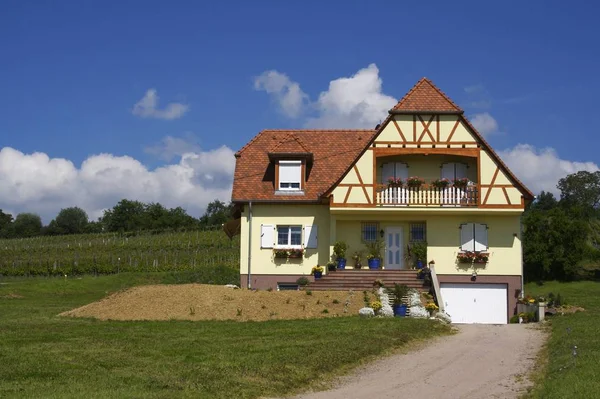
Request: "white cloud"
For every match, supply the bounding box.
[253,71,307,118]
[144,133,202,161]
[499,144,599,196]
[470,112,499,136]
[132,89,189,120]
[0,145,235,222]
[254,64,396,128]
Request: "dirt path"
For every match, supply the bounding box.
[292,324,545,399]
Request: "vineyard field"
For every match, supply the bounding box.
[0,228,240,277]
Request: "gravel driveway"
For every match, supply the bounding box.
[292,324,545,399]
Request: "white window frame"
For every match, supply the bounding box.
[278,160,302,191]
[459,222,488,252]
[276,225,303,248]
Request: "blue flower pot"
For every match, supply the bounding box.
[314,271,323,279]
[337,258,346,269]
[368,258,381,269]
[393,304,407,317]
[417,260,423,269]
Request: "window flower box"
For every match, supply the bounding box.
[386,177,403,187]
[474,253,489,264]
[432,178,451,188]
[457,251,476,263]
[273,248,304,259]
[453,177,469,189]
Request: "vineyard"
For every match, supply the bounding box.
[0,227,240,278]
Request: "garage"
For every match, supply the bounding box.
[440,283,508,324]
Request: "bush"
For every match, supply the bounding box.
[296,277,309,286]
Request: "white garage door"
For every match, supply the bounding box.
[440,283,507,324]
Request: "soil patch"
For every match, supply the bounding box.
[60,284,368,321]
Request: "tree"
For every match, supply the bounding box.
[557,171,600,210]
[12,213,42,238]
[199,200,232,227]
[0,210,13,237]
[530,191,558,211]
[51,207,89,235]
[102,199,146,232]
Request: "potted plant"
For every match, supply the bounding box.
[351,251,363,269]
[326,261,337,272]
[274,249,289,259]
[425,301,439,317]
[333,241,348,269]
[453,177,469,189]
[373,279,385,288]
[311,265,324,279]
[392,283,409,317]
[411,241,427,269]
[288,248,304,258]
[387,176,403,187]
[432,178,450,189]
[406,176,425,189]
[365,239,384,269]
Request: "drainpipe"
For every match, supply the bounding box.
[519,214,524,299]
[247,201,253,289]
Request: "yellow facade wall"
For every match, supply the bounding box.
[240,204,331,275]
[334,213,522,276]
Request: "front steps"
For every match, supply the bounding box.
[309,269,429,291]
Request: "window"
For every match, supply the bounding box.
[279,160,302,190]
[409,222,426,242]
[277,225,302,247]
[381,162,408,184]
[460,223,488,252]
[441,162,468,181]
[361,222,379,242]
[277,283,299,291]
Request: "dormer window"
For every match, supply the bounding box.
[278,160,302,191]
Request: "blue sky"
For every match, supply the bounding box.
[1,0,599,220]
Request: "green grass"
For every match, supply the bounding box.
[525,280,600,398]
[0,273,451,398]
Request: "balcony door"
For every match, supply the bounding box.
[385,227,404,270]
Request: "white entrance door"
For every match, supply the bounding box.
[440,283,508,324]
[385,227,404,269]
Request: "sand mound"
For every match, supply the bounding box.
[60,284,367,322]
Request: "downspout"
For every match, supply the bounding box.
[519,214,524,299]
[247,201,253,289]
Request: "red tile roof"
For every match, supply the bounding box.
[233,130,375,202]
[269,133,311,154]
[392,77,462,113]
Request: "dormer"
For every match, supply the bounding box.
[268,134,313,194]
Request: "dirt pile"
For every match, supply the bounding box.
[60,284,366,322]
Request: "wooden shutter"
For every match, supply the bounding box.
[381,163,394,184]
[395,163,409,180]
[304,225,318,248]
[474,223,488,252]
[460,223,475,251]
[260,224,274,248]
[441,163,455,180]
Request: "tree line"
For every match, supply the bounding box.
[0,199,234,239]
[523,171,600,281]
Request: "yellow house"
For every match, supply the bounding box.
[232,78,534,324]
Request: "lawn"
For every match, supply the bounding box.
[524,280,600,398]
[0,273,451,398]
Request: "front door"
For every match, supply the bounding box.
[385,227,404,269]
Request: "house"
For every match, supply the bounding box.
[232,78,534,324]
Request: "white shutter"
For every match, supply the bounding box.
[474,223,488,252]
[455,163,468,179]
[381,163,394,183]
[260,224,274,248]
[395,163,409,180]
[441,163,455,180]
[460,223,475,251]
[304,225,318,248]
[279,161,301,183]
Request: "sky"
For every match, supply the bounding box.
[1,0,599,222]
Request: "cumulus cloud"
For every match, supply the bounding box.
[0,145,235,222]
[144,133,202,161]
[254,64,396,128]
[499,144,599,196]
[254,71,307,118]
[470,112,499,136]
[132,89,189,120]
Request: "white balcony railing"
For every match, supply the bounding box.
[376,184,478,207]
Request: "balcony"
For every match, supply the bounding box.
[376,184,479,207]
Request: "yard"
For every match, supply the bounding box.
[0,273,451,398]
[524,280,600,398]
